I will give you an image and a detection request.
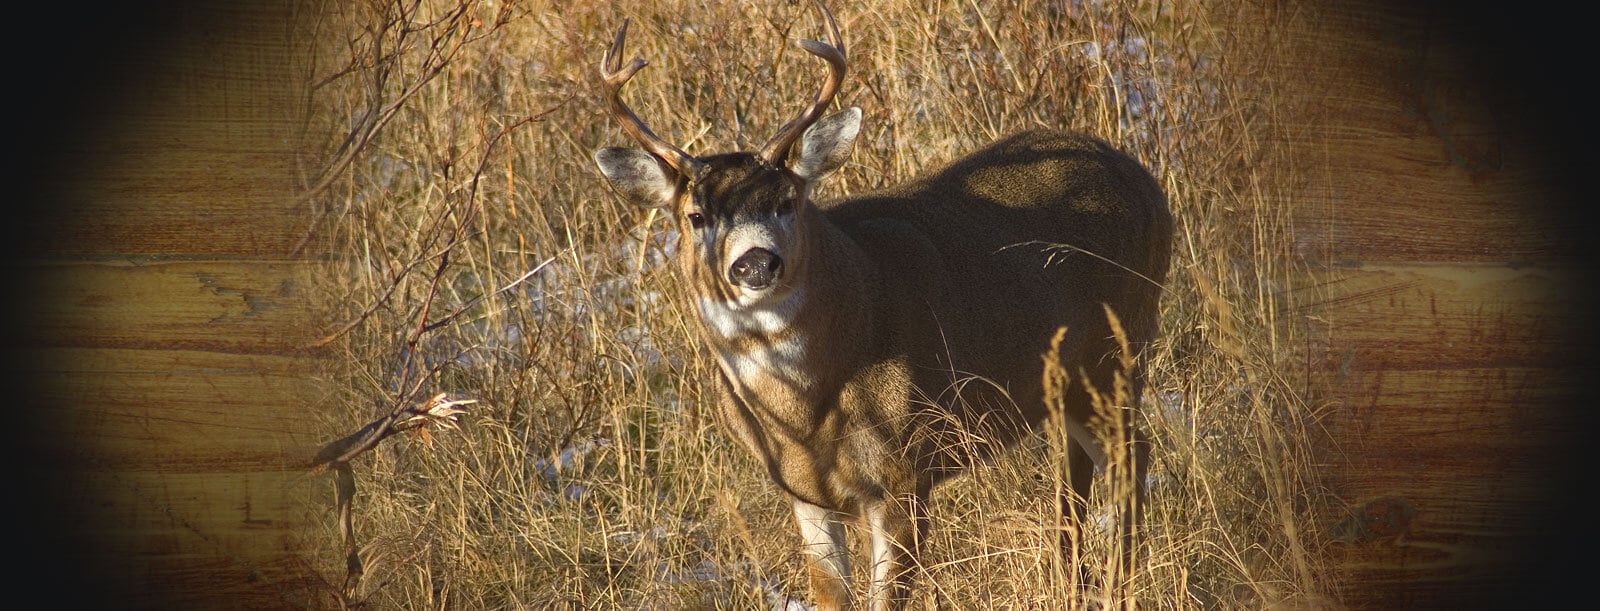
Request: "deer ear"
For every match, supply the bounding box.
[594,147,679,208]
[792,106,861,181]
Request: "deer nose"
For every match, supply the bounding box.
[729,248,782,289]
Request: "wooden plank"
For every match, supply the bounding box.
[51,469,328,609]
[23,260,314,354]
[1316,365,1572,508]
[26,347,322,471]
[19,0,308,258]
[18,263,325,605]
[1281,1,1582,266]
[43,125,310,258]
[1301,264,1581,372]
[12,2,331,607]
[1313,367,1578,609]
[1298,265,1585,608]
[1271,1,1591,607]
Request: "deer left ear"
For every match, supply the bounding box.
[792,106,862,181]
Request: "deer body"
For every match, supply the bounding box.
[593,4,1170,609]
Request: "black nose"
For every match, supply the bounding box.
[729,248,782,289]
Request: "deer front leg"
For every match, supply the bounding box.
[863,488,930,611]
[794,499,852,610]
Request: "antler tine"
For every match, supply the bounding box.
[600,19,704,176]
[758,0,848,167]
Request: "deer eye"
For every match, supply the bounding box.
[775,199,794,216]
[686,212,706,229]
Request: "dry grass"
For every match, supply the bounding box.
[291,0,1336,608]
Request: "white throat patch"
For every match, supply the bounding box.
[697,287,805,340]
[700,288,814,394]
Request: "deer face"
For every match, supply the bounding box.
[680,156,805,306]
[593,150,803,306]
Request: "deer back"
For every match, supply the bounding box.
[818,129,1172,470]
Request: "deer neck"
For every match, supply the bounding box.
[696,212,873,431]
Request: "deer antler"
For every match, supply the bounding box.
[600,19,705,177]
[758,0,848,167]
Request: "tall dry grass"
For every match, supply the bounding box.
[291,0,1335,608]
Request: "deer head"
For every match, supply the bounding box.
[593,0,859,310]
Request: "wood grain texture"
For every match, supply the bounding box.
[1280,2,1583,266]
[14,1,329,608]
[1279,1,1592,608]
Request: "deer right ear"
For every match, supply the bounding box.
[793,107,862,182]
[595,147,679,208]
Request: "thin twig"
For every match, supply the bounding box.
[422,255,558,334]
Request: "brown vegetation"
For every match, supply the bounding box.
[294,0,1335,608]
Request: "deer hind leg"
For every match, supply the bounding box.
[1110,371,1151,600]
[1058,440,1097,591]
[1090,412,1148,611]
[1097,370,1152,608]
[794,499,852,610]
[1116,415,1152,599]
[863,486,930,611]
[1055,361,1148,604]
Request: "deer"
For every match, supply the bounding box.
[591,2,1172,609]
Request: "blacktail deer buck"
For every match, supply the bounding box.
[593,2,1171,608]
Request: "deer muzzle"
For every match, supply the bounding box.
[729,247,782,290]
